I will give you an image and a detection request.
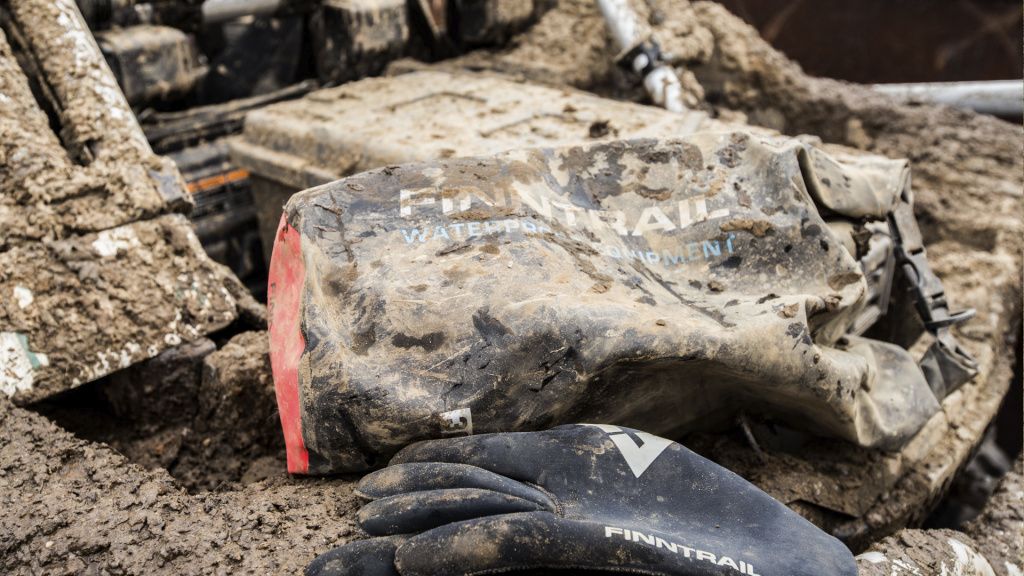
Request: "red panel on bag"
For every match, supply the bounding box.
[268,214,310,474]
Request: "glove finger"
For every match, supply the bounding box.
[305,536,404,576]
[357,462,556,510]
[395,512,683,576]
[358,488,546,536]
[390,429,569,482]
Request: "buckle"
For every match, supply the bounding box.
[617,40,663,77]
[888,201,978,397]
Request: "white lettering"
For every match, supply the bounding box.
[632,206,676,236]
[515,185,553,219]
[552,201,584,226]
[405,188,730,237]
[400,188,437,217]
[601,525,756,576]
[655,537,678,553]
[718,557,739,570]
[634,532,655,545]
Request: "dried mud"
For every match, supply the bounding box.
[1,0,1021,573]
[35,332,284,493]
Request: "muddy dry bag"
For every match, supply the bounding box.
[267,131,976,474]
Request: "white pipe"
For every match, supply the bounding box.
[596,0,686,112]
[873,80,1022,117]
[596,0,643,54]
[201,0,284,24]
[643,64,684,113]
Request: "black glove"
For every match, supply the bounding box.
[307,425,856,576]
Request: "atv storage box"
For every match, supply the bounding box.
[229,70,718,261]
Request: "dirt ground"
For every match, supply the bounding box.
[1,0,1021,574]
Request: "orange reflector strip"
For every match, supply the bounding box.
[186,169,251,194]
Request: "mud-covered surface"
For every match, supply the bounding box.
[0,215,241,403]
[232,69,724,191]
[0,0,187,252]
[430,0,1023,263]
[425,0,713,106]
[685,1,1023,260]
[274,133,954,475]
[0,0,1020,573]
[688,237,1019,548]
[964,459,1024,575]
[0,0,246,403]
[312,0,409,85]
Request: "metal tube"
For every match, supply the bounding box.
[873,80,1022,117]
[201,0,284,24]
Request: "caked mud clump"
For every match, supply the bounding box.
[36,332,285,494]
[1,0,252,406]
[0,0,188,251]
[171,331,285,492]
[0,215,241,404]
